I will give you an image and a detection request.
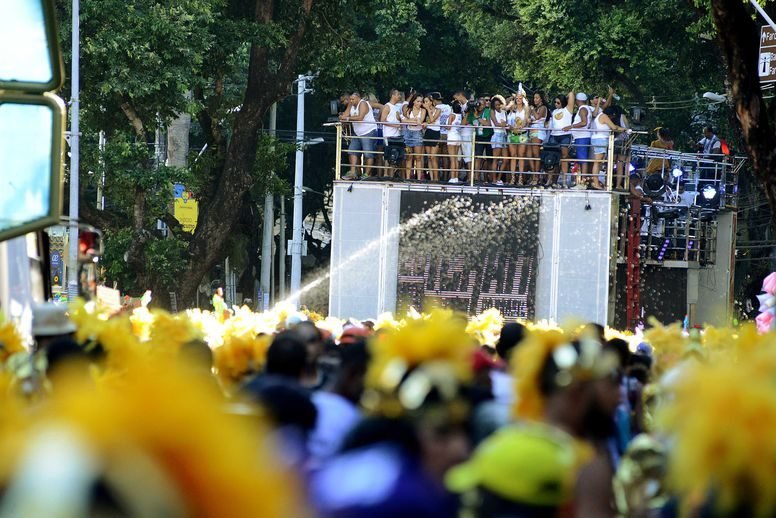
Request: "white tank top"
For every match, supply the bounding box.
[382,102,402,138]
[427,108,441,131]
[404,108,424,131]
[531,106,547,129]
[573,105,593,139]
[448,113,462,129]
[591,113,611,140]
[550,107,573,136]
[508,107,529,132]
[492,110,507,134]
[350,100,377,136]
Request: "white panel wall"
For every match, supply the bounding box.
[329,183,614,323]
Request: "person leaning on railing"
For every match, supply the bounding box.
[589,107,631,190]
[380,89,405,178]
[423,95,442,182]
[644,127,674,178]
[401,93,427,181]
[527,91,550,186]
[339,91,379,180]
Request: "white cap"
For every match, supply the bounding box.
[575,92,588,102]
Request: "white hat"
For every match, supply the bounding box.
[492,94,507,106]
[575,92,588,102]
[32,302,76,337]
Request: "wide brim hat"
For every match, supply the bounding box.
[32,302,77,337]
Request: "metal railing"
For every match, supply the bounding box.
[328,121,637,191]
[617,201,718,266]
[630,145,745,211]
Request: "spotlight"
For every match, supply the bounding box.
[672,168,683,178]
[702,185,717,200]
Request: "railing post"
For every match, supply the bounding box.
[469,131,476,186]
[606,132,615,191]
[335,123,342,180]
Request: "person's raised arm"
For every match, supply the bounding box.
[567,90,576,113]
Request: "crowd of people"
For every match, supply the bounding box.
[338,86,633,190]
[0,296,772,516]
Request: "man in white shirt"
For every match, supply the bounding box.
[697,126,721,156]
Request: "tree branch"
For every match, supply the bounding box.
[119,100,146,139]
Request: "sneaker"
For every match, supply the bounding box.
[448,178,460,184]
[496,180,504,186]
[342,174,358,181]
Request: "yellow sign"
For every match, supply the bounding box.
[174,196,198,233]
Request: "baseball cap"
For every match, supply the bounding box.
[575,92,588,102]
[445,424,578,506]
[32,302,76,337]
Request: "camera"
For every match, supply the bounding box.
[467,100,482,112]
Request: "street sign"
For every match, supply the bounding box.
[760,25,776,83]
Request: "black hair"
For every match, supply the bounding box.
[429,91,442,101]
[452,100,462,115]
[704,125,714,134]
[339,340,370,372]
[496,322,526,361]
[657,127,672,141]
[603,105,623,120]
[605,338,630,369]
[490,97,502,111]
[265,330,307,379]
[554,94,567,108]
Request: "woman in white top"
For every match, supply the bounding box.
[589,106,630,189]
[489,95,508,184]
[446,101,464,178]
[423,96,442,182]
[401,93,426,180]
[528,91,549,185]
[506,93,531,185]
[547,90,575,186]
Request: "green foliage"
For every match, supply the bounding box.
[441,0,722,101]
[102,228,189,294]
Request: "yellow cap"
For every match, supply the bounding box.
[445,424,577,507]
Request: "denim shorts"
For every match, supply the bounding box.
[548,134,572,148]
[348,130,378,157]
[404,129,424,148]
[574,138,591,160]
[491,132,507,149]
[591,138,609,155]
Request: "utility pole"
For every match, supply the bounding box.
[290,74,312,307]
[67,0,80,301]
[279,196,286,300]
[260,103,277,311]
[97,130,105,210]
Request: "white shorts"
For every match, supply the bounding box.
[447,130,463,144]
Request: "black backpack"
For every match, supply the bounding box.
[384,141,406,164]
[541,143,561,172]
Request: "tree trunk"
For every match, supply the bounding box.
[176,0,316,308]
[710,0,776,222]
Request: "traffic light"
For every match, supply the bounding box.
[0,0,65,242]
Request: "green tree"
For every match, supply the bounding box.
[57,0,429,307]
